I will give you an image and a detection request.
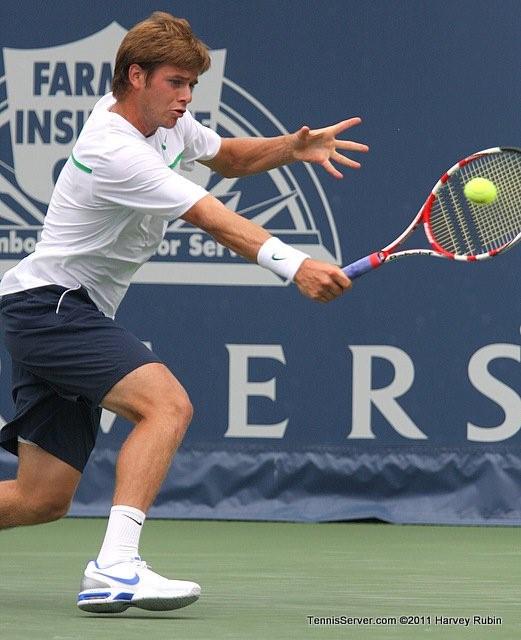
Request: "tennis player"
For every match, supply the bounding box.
[0,12,368,613]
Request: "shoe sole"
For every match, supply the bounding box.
[77,589,200,614]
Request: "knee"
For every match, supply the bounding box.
[105,364,194,430]
[179,390,194,426]
[163,388,194,431]
[134,384,194,435]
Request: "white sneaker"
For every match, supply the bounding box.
[77,557,201,613]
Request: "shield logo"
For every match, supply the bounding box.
[0,23,342,285]
[3,22,126,203]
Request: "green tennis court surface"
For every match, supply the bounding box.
[1,519,519,639]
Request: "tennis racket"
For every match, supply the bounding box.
[342,146,521,279]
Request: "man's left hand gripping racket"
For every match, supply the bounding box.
[343,147,521,279]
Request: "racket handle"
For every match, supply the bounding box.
[342,253,384,279]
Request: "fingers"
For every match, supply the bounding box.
[331,150,362,169]
[332,117,362,135]
[329,125,369,176]
[324,151,364,177]
[317,268,351,302]
[316,291,337,303]
[322,159,344,179]
[335,139,370,153]
[331,142,369,172]
[331,268,352,290]
[296,125,311,140]
[294,260,352,303]
[315,281,350,303]
[295,117,369,178]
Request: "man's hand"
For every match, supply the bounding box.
[293,259,352,302]
[292,117,369,179]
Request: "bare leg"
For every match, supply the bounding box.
[78,362,198,611]
[100,363,193,512]
[0,442,81,529]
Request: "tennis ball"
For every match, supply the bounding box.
[463,177,497,204]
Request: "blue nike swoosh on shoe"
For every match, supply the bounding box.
[95,570,140,585]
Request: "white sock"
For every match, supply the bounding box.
[96,505,146,568]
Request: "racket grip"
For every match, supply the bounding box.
[342,253,384,280]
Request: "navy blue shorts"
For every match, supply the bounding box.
[0,285,163,472]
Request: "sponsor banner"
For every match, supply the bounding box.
[0,32,338,286]
[3,23,125,204]
[0,1,520,524]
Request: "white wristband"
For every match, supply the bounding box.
[257,237,310,281]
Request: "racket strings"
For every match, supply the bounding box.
[428,196,461,253]
[448,180,477,253]
[429,203,461,254]
[463,153,521,250]
[430,188,471,255]
[429,150,521,256]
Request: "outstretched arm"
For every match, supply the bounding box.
[202,117,368,179]
[181,194,351,302]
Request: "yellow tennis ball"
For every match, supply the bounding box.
[464,177,497,204]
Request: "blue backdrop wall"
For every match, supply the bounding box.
[0,0,519,524]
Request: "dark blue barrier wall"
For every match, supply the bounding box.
[0,0,519,524]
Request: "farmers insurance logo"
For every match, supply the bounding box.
[0,23,341,285]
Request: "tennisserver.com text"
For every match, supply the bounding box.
[307,615,502,627]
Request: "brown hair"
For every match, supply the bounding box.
[112,12,211,99]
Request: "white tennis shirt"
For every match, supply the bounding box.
[0,93,221,317]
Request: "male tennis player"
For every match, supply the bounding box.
[0,12,368,613]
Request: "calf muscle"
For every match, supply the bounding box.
[0,443,80,529]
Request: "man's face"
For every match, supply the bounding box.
[137,64,198,134]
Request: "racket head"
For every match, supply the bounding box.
[422,147,521,261]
